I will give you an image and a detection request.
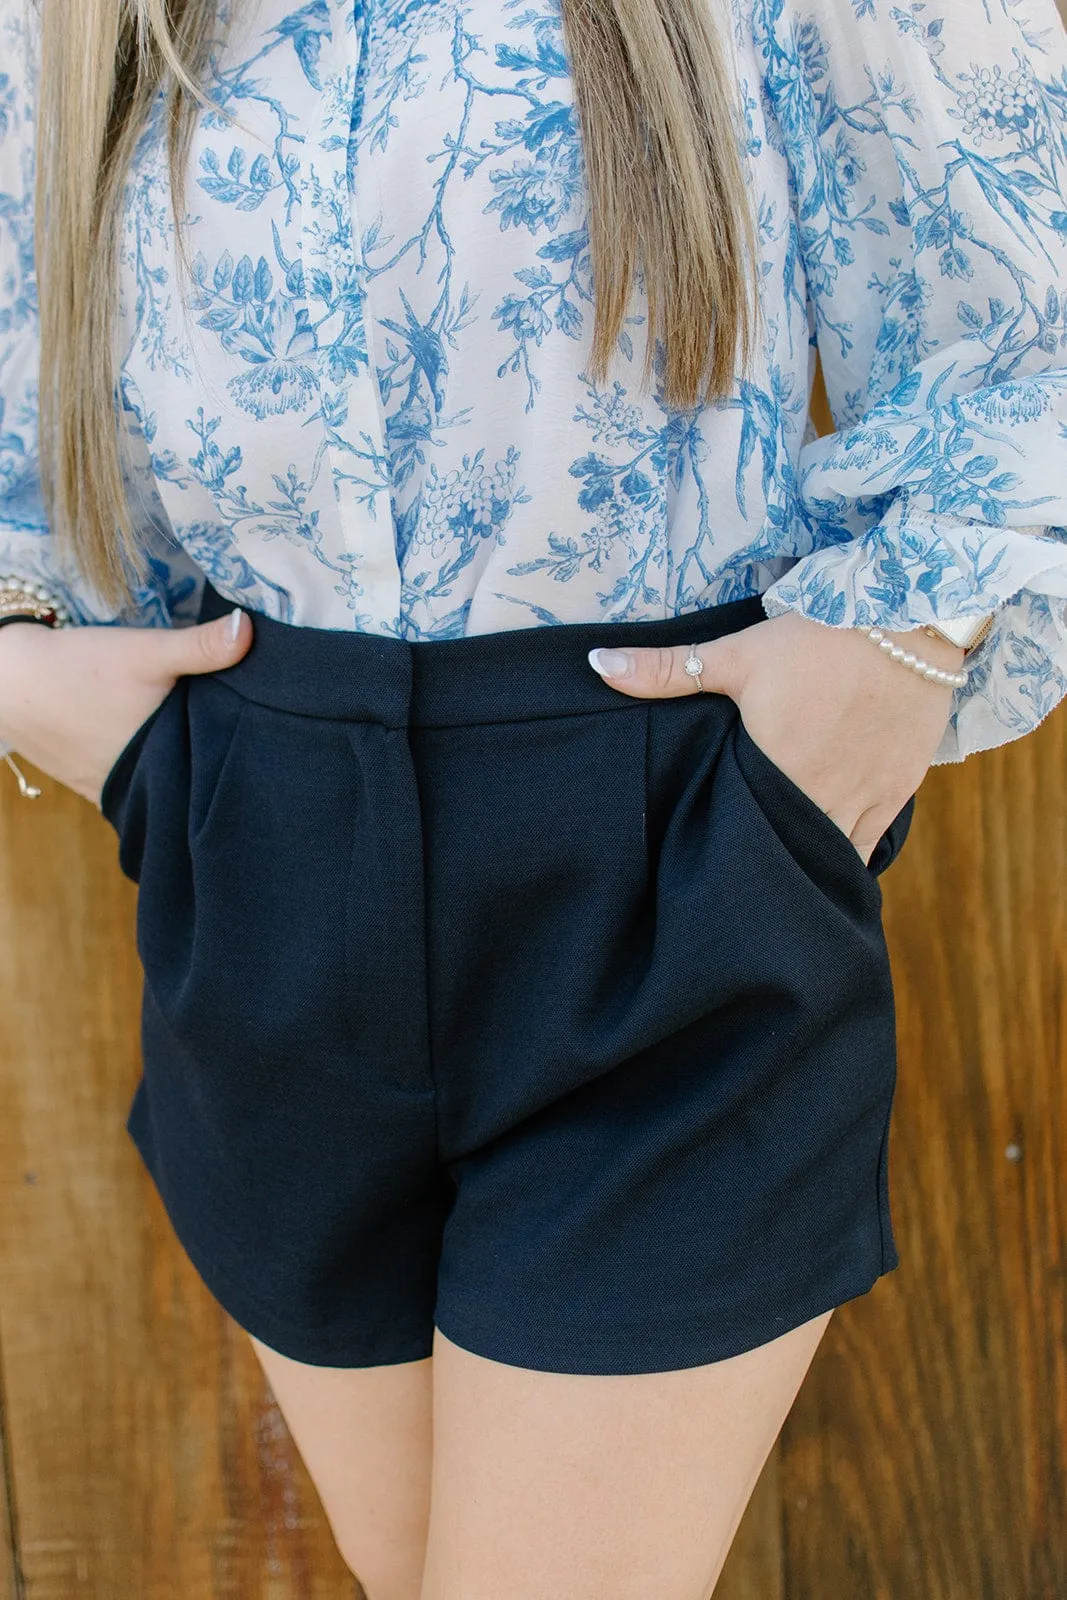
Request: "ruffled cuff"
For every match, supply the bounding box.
[760,499,1067,764]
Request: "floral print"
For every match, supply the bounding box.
[2,0,1067,761]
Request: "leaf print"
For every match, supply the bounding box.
[199,147,276,211]
[3,0,1067,757]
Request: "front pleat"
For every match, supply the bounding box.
[343,722,434,1097]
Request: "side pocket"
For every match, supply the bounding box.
[99,684,181,831]
[102,673,246,888]
[732,716,916,889]
[866,790,917,878]
[732,715,879,899]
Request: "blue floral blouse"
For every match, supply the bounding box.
[2,0,1067,764]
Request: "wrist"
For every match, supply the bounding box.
[0,621,53,745]
[0,618,49,674]
[0,577,72,683]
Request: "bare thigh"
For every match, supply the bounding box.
[248,1334,433,1599]
[420,1309,834,1600]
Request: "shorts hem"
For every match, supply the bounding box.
[171,1248,435,1368]
[432,1261,898,1376]
[219,1293,436,1368]
[129,1136,436,1369]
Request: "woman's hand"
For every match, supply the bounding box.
[0,606,253,808]
[588,611,962,866]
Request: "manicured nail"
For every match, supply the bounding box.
[228,606,243,643]
[588,647,633,679]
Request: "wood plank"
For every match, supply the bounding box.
[780,707,1067,1597]
[717,1448,784,1600]
[0,772,356,1598]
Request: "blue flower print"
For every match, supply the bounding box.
[486,152,576,233]
[1,0,1067,763]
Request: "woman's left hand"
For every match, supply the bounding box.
[588,611,962,866]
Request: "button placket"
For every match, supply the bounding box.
[300,0,400,628]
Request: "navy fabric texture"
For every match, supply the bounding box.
[100,582,916,1373]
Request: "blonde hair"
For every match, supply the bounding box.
[35,0,759,610]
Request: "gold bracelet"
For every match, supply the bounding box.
[0,747,42,799]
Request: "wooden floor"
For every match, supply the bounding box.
[2,631,1065,1598]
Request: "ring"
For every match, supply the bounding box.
[683,644,705,693]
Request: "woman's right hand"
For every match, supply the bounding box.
[0,606,253,808]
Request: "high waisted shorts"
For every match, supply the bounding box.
[100,579,916,1375]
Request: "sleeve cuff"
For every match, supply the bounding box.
[759,502,1067,764]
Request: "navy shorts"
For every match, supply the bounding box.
[100,580,916,1375]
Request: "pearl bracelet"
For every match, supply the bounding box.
[0,573,72,628]
[862,626,967,689]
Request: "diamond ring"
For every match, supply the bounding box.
[683,644,705,692]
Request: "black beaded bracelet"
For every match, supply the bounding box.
[0,613,55,630]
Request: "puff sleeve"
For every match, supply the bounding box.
[752,0,1067,763]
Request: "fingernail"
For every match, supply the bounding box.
[588,647,633,679]
[228,606,243,643]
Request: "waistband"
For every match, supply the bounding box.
[196,579,767,728]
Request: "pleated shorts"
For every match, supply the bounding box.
[100,578,916,1374]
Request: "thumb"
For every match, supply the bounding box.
[587,636,741,700]
[159,606,253,677]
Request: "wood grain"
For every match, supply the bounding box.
[779,710,1067,1600]
[0,776,358,1598]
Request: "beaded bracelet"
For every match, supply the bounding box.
[0,574,72,629]
[862,626,968,689]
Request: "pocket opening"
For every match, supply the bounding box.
[732,715,915,883]
[99,685,180,825]
[730,715,891,910]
